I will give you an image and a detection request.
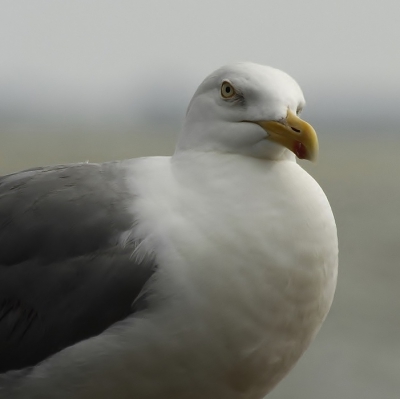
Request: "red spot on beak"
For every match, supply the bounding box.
[294,141,307,159]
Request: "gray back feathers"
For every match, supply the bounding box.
[0,162,156,373]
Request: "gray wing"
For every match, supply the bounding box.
[0,162,156,373]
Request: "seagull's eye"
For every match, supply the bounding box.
[296,107,303,115]
[221,81,236,99]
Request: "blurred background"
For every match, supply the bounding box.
[0,1,399,397]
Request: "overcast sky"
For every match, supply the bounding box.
[0,0,399,132]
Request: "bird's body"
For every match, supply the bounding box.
[0,63,338,398]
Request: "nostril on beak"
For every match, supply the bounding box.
[291,127,301,133]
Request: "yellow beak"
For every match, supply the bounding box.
[256,109,319,161]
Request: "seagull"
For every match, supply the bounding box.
[0,62,338,399]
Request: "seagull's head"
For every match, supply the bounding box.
[176,62,318,162]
